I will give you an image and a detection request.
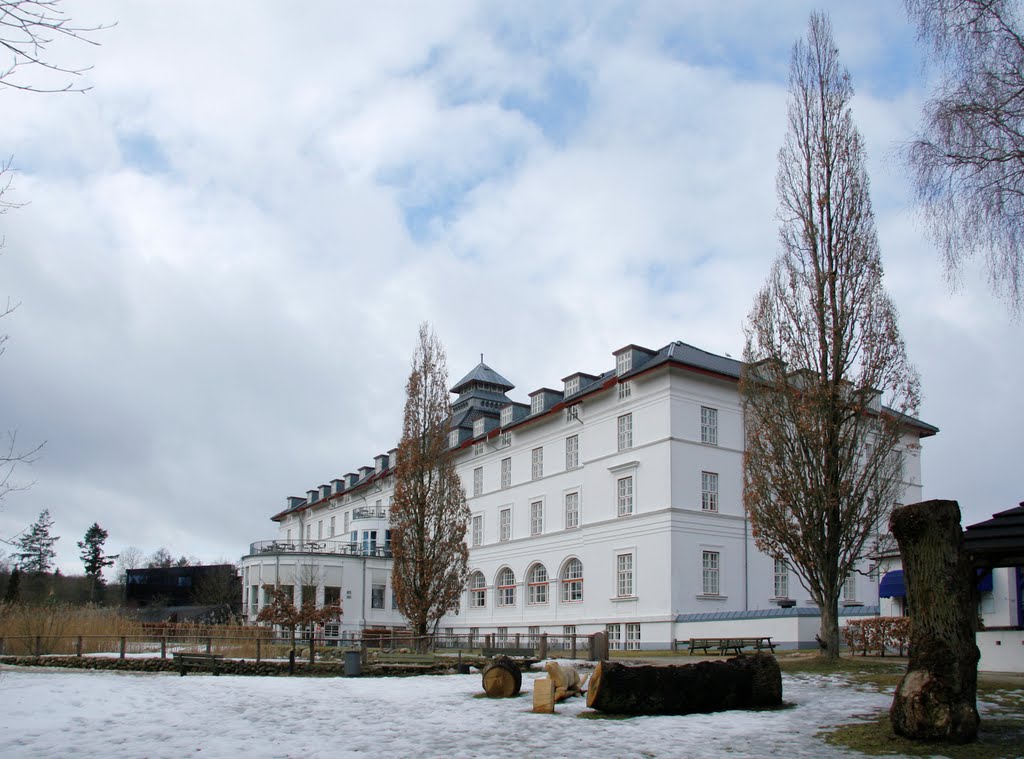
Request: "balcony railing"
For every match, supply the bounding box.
[351,506,388,520]
[247,540,392,558]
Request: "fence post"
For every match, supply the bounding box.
[76,636,83,657]
[514,632,521,648]
[161,637,167,659]
[539,633,548,660]
[119,636,126,659]
[206,637,212,654]
[35,636,42,657]
[671,637,677,653]
[570,634,577,660]
[308,630,315,664]
[256,637,262,663]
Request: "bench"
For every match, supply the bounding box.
[684,637,775,656]
[481,647,535,659]
[172,652,224,676]
[372,653,436,666]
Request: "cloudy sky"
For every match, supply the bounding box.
[0,1,1019,574]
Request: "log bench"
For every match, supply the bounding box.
[372,653,436,666]
[684,637,775,655]
[172,652,224,676]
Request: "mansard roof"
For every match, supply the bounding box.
[451,362,514,395]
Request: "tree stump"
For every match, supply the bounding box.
[585,654,781,715]
[481,656,522,697]
[890,500,980,744]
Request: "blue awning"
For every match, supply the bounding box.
[879,570,905,598]
[879,568,993,598]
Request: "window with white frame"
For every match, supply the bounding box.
[625,623,641,650]
[468,572,486,608]
[617,476,634,516]
[531,395,544,415]
[473,467,483,496]
[305,524,311,541]
[618,380,632,400]
[531,447,543,479]
[561,558,583,602]
[565,434,579,469]
[500,431,511,448]
[371,584,385,609]
[473,418,486,437]
[500,406,513,426]
[317,520,323,539]
[774,558,789,598]
[702,550,720,595]
[607,623,622,650]
[844,573,857,601]
[566,405,579,423]
[617,413,633,451]
[701,406,718,445]
[472,514,483,547]
[497,567,516,606]
[496,626,508,643]
[528,625,540,644]
[329,516,335,537]
[564,491,579,529]
[501,457,511,489]
[616,351,632,376]
[499,508,511,541]
[616,553,634,597]
[701,471,719,512]
[449,429,460,448]
[473,442,484,457]
[527,563,548,604]
[562,625,576,637]
[564,377,580,396]
[530,500,544,535]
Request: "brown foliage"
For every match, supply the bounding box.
[741,13,921,660]
[843,617,911,656]
[390,324,469,644]
[254,583,341,646]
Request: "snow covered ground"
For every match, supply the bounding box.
[0,663,988,758]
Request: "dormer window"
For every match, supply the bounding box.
[616,352,632,376]
[564,377,580,396]
[531,395,544,415]
[473,418,486,437]
[501,406,513,426]
[449,430,460,448]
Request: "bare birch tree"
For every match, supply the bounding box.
[742,13,922,661]
[903,0,1024,313]
[390,324,469,650]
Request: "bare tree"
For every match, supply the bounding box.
[1,0,108,92]
[742,13,922,661]
[256,583,340,652]
[903,0,1024,313]
[390,324,469,651]
[114,545,142,585]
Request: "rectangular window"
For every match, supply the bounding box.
[473,418,486,437]
[702,550,720,595]
[844,573,857,602]
[499,508,511,542]
[564,492,579,529]
[472,515,483,547]
[617,476,634,516]
[449,429,460,448]
[324,586,341,608]
[501,457,511,489]
[617,413,633,451]
[531,395,544,415]
[774,558,789,599]
[531,447,543,480]
[618,380,632,400]
[564,377,580,396]
[616,351,632,376]
[565,434,579,469]
[625,623,641,651]
[469,575,486,608]
[530,500,544,535]
[370,585,384,609]
[473,466,483,496]
[701,406,718,445]
[473,442,484,457]
[500,431,512,448]
[497,626,508,642]
[566,405,579,423]
[528,626,540,644]
[701,471,719,512]
[617,553,634,597]
[607,623,622,651]
[392,591,399,610]
[317,520,323,540]
[329,516,335,537]
[343,511,350,533]
[305,524,311,541]
[501,406,513,426]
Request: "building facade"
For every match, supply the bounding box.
[240,340,937,648]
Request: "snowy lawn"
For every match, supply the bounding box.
[0,662,1011,758]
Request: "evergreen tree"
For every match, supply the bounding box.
[77,522,114,600]
[14,508,59,573]
[3,566,21,603]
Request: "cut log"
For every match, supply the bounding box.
[532,677,555,713]
[481,656,522,698]
[586,654,781,716]
[889,500,979,744]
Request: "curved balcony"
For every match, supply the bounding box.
[247,540,392,559]
[351,506,388,521]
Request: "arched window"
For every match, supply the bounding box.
[527,563,548,604]
[497,566,516,606]
[468,571,486,608]
[561,558,583,602]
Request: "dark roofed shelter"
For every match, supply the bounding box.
[964,503,1024,569]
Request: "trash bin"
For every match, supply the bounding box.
[344,649,362,677]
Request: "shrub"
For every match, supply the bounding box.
[842,617,910,656]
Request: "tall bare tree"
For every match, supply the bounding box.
[742,13,922,661]
[903,0,1024,313]
[390,324,469,650]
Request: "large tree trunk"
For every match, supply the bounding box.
[819,596,840,661]
[585,654,781,716]
[889,500,979,744]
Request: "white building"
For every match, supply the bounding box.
[240,340,937,649]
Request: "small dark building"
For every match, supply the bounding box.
[125,564,241,613]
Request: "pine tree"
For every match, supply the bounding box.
[77,522,114,600]
[14,508,59,573]
[390,324,470,650]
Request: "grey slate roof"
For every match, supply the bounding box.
[451,362,515,394]
[675,605,879,623]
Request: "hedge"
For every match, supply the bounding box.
[842,616,910,656]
